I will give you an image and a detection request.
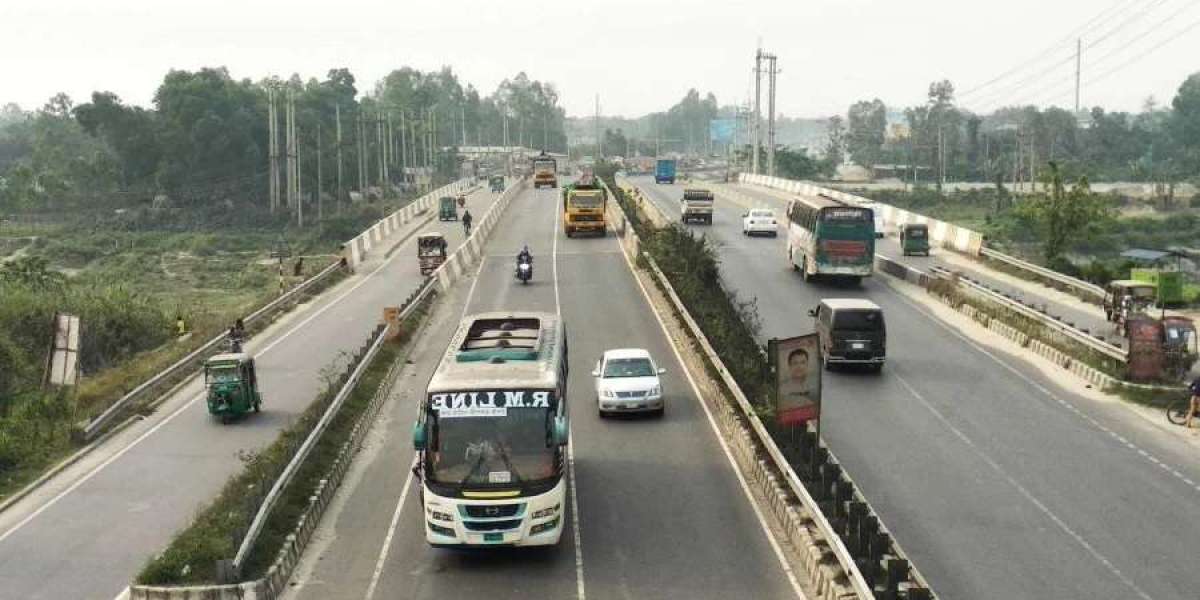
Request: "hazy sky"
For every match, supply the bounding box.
[2,0,1198,119]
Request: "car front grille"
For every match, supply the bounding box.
[616,390,647,398]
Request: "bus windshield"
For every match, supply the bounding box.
[427,403,556,486]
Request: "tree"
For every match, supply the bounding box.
[774,146,821,180]
[1015,162,1114,262]
[1170,72,1200,173]
[846,99,886,166]
[825,116,845,167]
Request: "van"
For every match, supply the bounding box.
[808,299,886,372]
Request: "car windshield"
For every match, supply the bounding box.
[603,357,655,377]
[428,407,556,486]
[833,310,884,332]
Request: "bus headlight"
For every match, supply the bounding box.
[531,504,560,520]
[430,510,455,522]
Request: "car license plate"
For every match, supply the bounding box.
[852,343,865,350]
[484,532,503,543]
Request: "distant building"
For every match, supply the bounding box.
[886,123,910,141]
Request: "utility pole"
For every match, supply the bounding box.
[267,85,279,213]
[1080,39,1089,117]
[399,111,407,191]
[595,94,601,160]
[765,52,779,176]
[297,123,303,228]
[285,87,296,213]
[316,122,323,222]
[752,47,763,174]
[357,109,366,194]
[335,103,344,213]
[377,111,386,191]
[461,104,467,147]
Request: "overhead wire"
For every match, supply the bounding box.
[982,0,1200,110]
[957,0,1144,101]
[969,0,1172,110]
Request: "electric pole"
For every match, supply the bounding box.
[285,87,296,213]
[752,47,763,174]
[765,52,779,176]
[1080,39,1089,117]
[399,111,407,191]
[267,85,279,213]
[335,103,344,213]
[317,122,323,222]
[461,104,467,147]
[595,94,601,160]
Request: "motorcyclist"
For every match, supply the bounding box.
[517,246,533,266]
[462,209,473,235]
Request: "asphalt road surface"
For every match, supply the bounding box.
[283,182,803,600]
[636,177,1200,600]
[0,186,500,600]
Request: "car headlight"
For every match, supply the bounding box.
[649,386,661,396]
[531,504,560,519]
[600,389,615,398]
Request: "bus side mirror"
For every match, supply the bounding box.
[808,308,818,317]
[552,416,570,446]
[412,422,427,451]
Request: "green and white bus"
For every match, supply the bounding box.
[412,311,570,547]
[785,193,876,283]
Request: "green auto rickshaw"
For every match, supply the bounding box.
[205,352,262,423]
[439,196,457,221]
[489,175,505,193]
[900,223,930,256]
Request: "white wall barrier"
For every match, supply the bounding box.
[341,179,474,271]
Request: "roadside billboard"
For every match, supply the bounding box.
[709,119,735,144]
[771,334,822,427]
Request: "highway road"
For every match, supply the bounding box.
[0,186,500,600]
[735,181,1123,349]
[283,182,803,600]
[635,177,1200,600]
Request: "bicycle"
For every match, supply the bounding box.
[1166,394,1198,426]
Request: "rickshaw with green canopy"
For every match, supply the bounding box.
[900,223,930,256]
[204,352,262,423]
[489,175,505,193]
[438,196,457,221]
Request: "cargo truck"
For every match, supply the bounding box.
[655,159,676,184]
[533,152,558,189]
[562,174,607,237]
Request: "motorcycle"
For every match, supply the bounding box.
[515,259,532,284]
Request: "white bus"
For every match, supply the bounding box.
[785,193,876,284]
[412,311,570,547]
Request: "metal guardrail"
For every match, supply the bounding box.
[979,247,1107,303]
[230,277,433,576]
[613,176,933,599]
[81,259,345,442]
[931,265,1128,363]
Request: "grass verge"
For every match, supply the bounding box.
[135,298,430,585]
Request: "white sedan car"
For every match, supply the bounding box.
[742,208,779,236]
[593,349,666,417]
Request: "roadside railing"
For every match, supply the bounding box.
[737,173,1109,305]
[612,177,934,599]
[223,176,524,580]
[79,259,346,442]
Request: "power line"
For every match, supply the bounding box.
[966,0,1172,109]
[957,0,1142,100]
[985,1,1200,110]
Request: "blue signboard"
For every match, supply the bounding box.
[709,119,735,143]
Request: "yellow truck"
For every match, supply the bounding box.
[562,175,607,237]
[532,152,558,189]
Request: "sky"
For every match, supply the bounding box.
[2,0,1198,119]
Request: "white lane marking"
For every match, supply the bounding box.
[363,457,417,600]
[0,192,491,545]
[548,186,586,600]
[617,237,806,598]
[888,287,1200,496]
[893,372,1152,600]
